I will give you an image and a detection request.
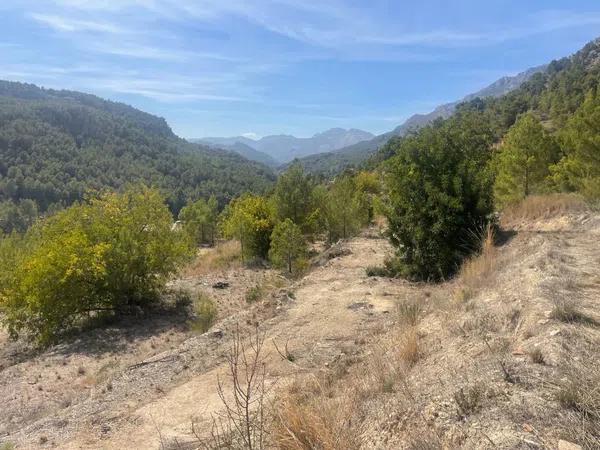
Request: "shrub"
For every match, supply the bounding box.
[383,112,495,280]
[245,285,263,304]
[365,266,389,277]
[529,348,545,365]
[454,384,484,419]
[190,292,217,333]
[0,186,191,344]
[220,193,274,262]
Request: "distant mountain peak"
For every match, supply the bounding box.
[196,127,374,164]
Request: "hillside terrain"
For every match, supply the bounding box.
[0,81,276,232]
[1,205,598,449]
[197,128,374,164]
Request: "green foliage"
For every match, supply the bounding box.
[220,193,274,261]
[178,196,218,246]
[0,185,191,344]
[384,113,495,280]
[272,161,317,231]
[190,292,217,333]
[268,219,306,274]
[0,199,38,233]
[245,285,263,304]
[551,89,600,200]
[493,113,560,206]
[0,81,275,233]
[322,175,368,242]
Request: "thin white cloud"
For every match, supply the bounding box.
[241,132,260,140]
[30,13,125,33]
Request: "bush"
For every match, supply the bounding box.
[383,113,495,280]
[220,193,274,261]
[190,292,217,333]
[365,266,389,277]
[0,186,191,344]
[245,285,263,304]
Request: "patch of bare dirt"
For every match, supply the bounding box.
[2,213,599,449]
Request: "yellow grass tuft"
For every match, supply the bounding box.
[184,240,241,276]
[272,378,363,450]
[454,224,498,302]
[501,193,588,226]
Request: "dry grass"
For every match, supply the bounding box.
[396,298,422,327]
[184,240,241,276]
[272,378,363,450]
[454,224,498,302]
[556,360,600,448]
[551,300,598,326]
[528,347,545,365]
[397,327,421,367]
[501,193,588,226]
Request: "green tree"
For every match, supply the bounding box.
[272,161,315,229]
[269,219,306,274]
[220,193,274,261]
[493,113,560,206]
[178,195,218,246]
[551,90,600,200]
[0,185,191,344]
[322,175,366,242]
[384,113,495,281]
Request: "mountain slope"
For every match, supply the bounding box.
[191,138,279,167]
[0,81,275,225]
[297,65,546,175]
[198,128,374,164]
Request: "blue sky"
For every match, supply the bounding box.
[1,1,599,139]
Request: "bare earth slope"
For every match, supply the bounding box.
[1,212,599,449]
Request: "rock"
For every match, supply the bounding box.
[312,242,352,266]
[212,281,229,289]
[208,329,224,338]
[558,440,582,450]
[347,301,373,311]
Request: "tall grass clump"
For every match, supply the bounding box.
[454,224,498,302]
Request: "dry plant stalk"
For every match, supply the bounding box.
[193,325,269,450]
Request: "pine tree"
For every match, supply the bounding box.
[493,113,560,206]
[268,219,306,274]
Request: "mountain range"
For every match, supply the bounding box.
[193,128,374,165]
[294,64,547,174]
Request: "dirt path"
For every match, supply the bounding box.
[3,228,428,449]
[4,213,599,449]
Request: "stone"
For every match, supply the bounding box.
[558,440,582,450]
[212,281,229,289]
[208,329,224,338]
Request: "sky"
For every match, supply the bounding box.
[1,1,599,139]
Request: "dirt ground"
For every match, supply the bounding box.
[1,212,599,449]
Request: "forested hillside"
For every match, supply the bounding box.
[0,81,276,233]
[375,37,600,166]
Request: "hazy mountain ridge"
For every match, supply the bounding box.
[191,138,279,167]
[196,127,374,164]
[296,65,547,174]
